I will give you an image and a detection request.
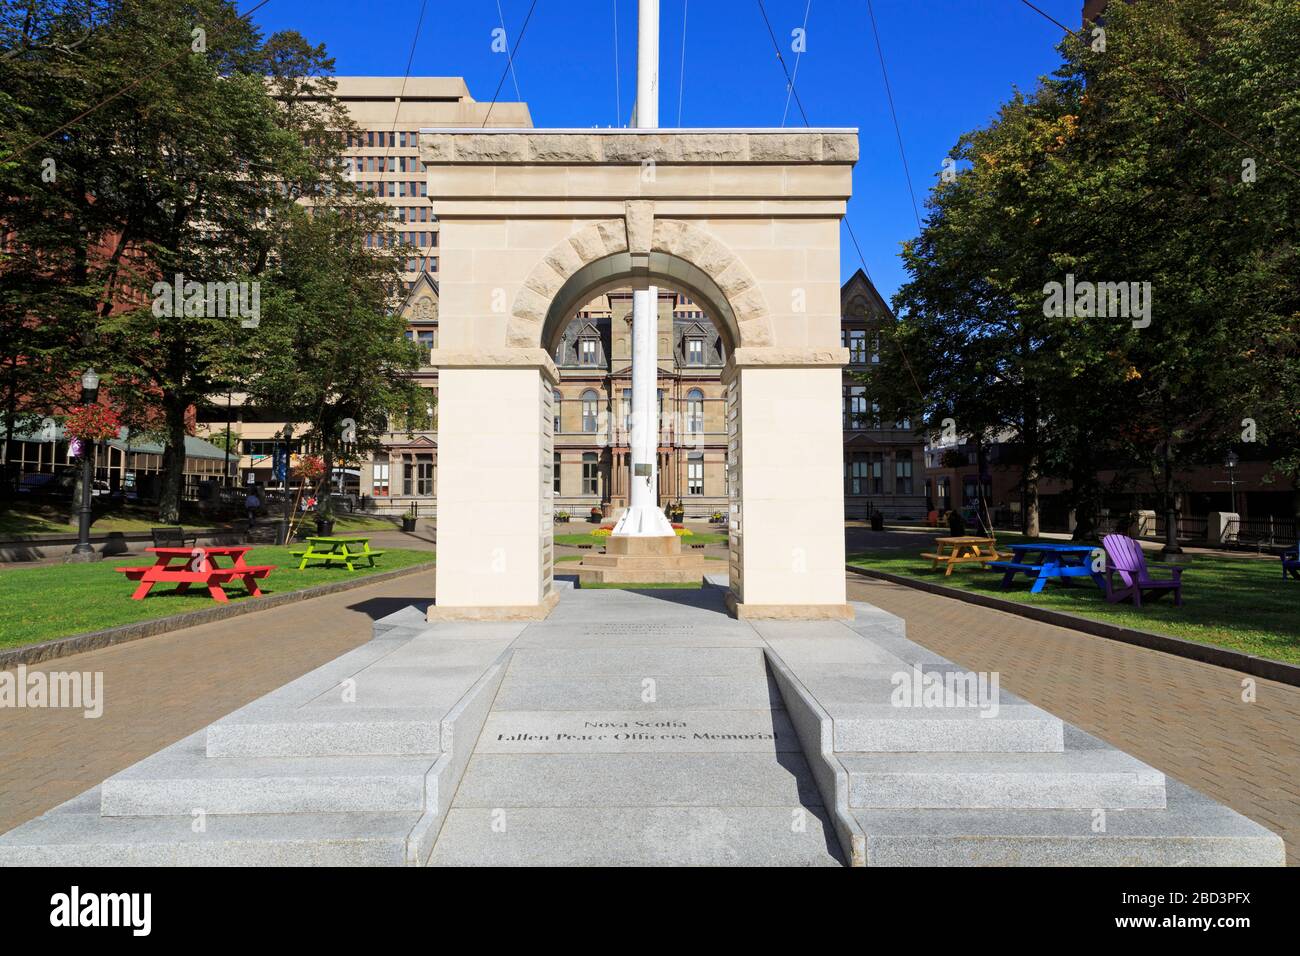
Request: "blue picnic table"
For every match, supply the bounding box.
[987,542,1106,594]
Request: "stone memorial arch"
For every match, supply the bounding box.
[421,129,856,621]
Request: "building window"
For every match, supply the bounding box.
[843,329,868,365]
[686,388,704,434]
[847,453,869,496]
[553,451,561,494]
[843,385,869,429]
[686,337,704,365]
[622,388,632,432]
[579,338,598,365]
[553,389,562,433]
[895,451,914,495]
[372,462,390,497]
[582,452,599,495]
[403,454,433,496]
[581,390,599,433]
[405,329,434,363]
[687,454,704,495]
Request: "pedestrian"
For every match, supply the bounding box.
[245,489,261,529]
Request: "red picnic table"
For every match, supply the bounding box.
[114,546,275,603]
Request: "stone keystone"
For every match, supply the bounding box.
[625,201,654,256]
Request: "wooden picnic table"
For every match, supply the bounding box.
[987,542,1106,594]
[920,536,1002,576]
[114,546,275,603]
[290,536,384,571]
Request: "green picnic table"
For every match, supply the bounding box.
[290,536,384,571]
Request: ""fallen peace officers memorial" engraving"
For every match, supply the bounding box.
[477,711,801,753]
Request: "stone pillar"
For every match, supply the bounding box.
[1207,511,1238,545]
[428,349,560,621]
[724,351,850,619]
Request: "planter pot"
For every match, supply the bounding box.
[402,517,417,532]
[870,512,884,532]
[315,518,336,536]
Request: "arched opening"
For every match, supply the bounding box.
[550,282,730,523]
[539,251,741,357]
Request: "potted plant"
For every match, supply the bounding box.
[667,501,685,523]
[589,506,602,523]
[870,511,884,532]
[314,496,336,536]
[401,507,418,532]
[554,511,571,523]
[709,510,725,525]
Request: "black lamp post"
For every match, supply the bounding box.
[69,368,101,561]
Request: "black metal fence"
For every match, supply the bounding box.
[1153,514,1209,541]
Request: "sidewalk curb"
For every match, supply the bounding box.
[0,561,437,671]
[846,564,1300,688]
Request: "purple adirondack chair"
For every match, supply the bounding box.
[1100,534,1184,607]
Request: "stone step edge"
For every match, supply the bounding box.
[761,647,866,868]
[406,644,514,865]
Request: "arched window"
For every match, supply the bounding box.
[686,388,704,434]
[581,390,600,433]
[552,389,562,433]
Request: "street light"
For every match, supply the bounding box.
[69,368,101,561]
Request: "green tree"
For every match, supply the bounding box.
[241,203,425,521]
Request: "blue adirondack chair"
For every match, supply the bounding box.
[1100,533,1184,608]
[1283,547,1299,581]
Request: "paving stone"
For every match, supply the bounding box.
[492,674,781,711]
[451,753,823,808]
[430,806,843,867]
[506,646,767,677]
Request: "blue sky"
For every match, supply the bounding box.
[244,0,1082,302]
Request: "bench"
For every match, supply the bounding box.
[151,527,197,549]
[290,550,385,563]
[985,561,1038,573]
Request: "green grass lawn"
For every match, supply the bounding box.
[848,534,1300,664]
[0,504,403,538]
[554,531,728,547]
[0,546,434,650]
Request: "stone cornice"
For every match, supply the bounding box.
[722,347,850,383]
[430,348,560,384]
[420,130,858,166]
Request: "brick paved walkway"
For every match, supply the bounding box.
[847,573,1300,864]
[0,568,434,834]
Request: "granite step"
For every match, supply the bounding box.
[832,703,1064,753]
[841,750,1166,810]
[429,806,843,866]
[851,780,1284,866]
[206,707,446,758]
[0,790,427,867]
[99,734,442,816]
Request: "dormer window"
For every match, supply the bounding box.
[686,337,704,365]
[579,337,598,365]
